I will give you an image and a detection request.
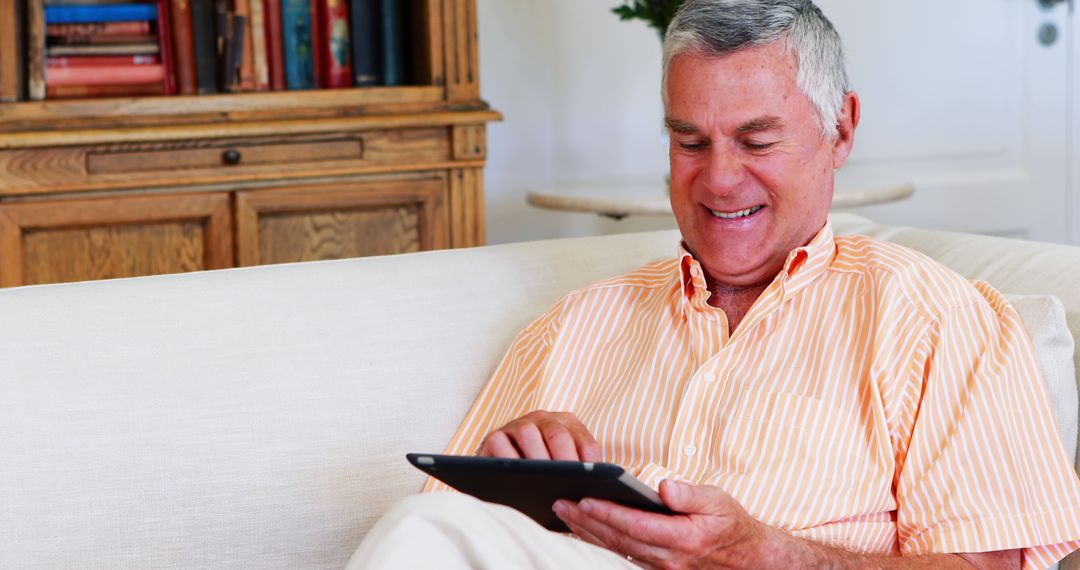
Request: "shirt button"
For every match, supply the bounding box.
[683,445,697,457]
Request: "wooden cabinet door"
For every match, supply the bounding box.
[235,176,449,266]
[0,192,233,287]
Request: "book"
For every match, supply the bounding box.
[0,0,25,101]
[170,0,198,94]
[380,0,406,85]
[308,0,323,87]
[314,0,350,88]
[214,0,229,89]
[46,82,164,98]
[222,13,247,91]
[233,0,256,91]
[347,0,378,86]
[47,21,151,36]
[44,3,159,24]
[281,0,314,89]
[47,54,159,66]
[190,0,217,93]
[249,0,269,90]
[156,0,176,94]
[263,0,284,90]
[47,42,160,55]
[49,34,158,45]
[28,0,47,99]
[46,63,164,85]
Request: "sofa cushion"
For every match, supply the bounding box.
[1005,294,1078,466]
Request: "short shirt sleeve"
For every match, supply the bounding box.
[896,283,1080,568]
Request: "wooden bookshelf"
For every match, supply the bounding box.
[0,0,499,287]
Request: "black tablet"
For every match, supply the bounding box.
[407,453,675,532]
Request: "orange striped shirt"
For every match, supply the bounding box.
[429,221,1080,568]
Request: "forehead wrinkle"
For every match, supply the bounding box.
[736,116,784,134]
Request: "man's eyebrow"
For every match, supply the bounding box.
[665,118,700,134]
[736,117,784,134]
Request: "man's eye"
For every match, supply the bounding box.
[676,141,706,151]
[744,141,776,151]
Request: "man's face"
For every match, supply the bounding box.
[665,43,857,289]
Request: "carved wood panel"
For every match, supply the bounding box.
[235,175,448,266]
[0,192,232,287]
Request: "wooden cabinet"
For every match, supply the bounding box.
[0,0,498,288]
[0,192,232,286]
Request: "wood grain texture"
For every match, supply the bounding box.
[413,0,441,87]
[0,127,455,194]
[0,0,23,102]
[235,175,447,266]
[258,206,421,263]
[0,86,457,131]
[26,0,45,101]
[451,124,485,160]
[0,109,499,149]
[0,192,232,286]
[448,167,483,248]
[442,0,478,101]
[23,222,205,285]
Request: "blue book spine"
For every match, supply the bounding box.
[44,4,158,24]
[281,0,314,89]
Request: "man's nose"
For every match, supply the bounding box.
[702,145,745,196]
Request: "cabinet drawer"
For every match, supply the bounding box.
[0,127,452,195]
[86,136,365,174]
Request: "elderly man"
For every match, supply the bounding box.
[348,1,1080,568]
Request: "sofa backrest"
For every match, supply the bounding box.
[1,213,1077,569]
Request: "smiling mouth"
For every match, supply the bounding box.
[708,205,764,220]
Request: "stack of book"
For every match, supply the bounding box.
[42,0,172,99]
[11,0,416,100]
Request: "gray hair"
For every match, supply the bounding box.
[662,0,849,138]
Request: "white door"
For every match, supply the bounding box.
[816,0,1073,243]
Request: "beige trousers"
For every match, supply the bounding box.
[346,492,639,569]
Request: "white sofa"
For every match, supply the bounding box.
[2,213,1078,569]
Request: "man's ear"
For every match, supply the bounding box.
[831,91,860,169]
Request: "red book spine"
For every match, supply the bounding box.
[234,0,255,91]
[46,63,165,86]
[263,0,284,90]
[316,0,350,88]
[47,55,160,66]
[46,82,166,99]
[170,0,197,94]
[156,0,177,94]
[47,22,152,36]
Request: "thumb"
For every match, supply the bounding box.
[659,479,733,515]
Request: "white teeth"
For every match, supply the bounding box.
[709,205,763,219]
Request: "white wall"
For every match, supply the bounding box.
[477,0,678,245]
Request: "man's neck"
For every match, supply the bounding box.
[706,282,770,334]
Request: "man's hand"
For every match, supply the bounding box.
[553,479,1022,569]
[478,410,602,462]
[553,478,765,568]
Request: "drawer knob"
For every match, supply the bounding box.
[221,149,242,165]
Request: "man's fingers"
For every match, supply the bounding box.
[478,431,521,458]
[659,479,734,516]
[478,411,602,462]
[506,422,552,460]
[538,421,580,461]
[554,500,670,563]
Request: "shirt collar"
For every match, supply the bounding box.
[676,220,836,311]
